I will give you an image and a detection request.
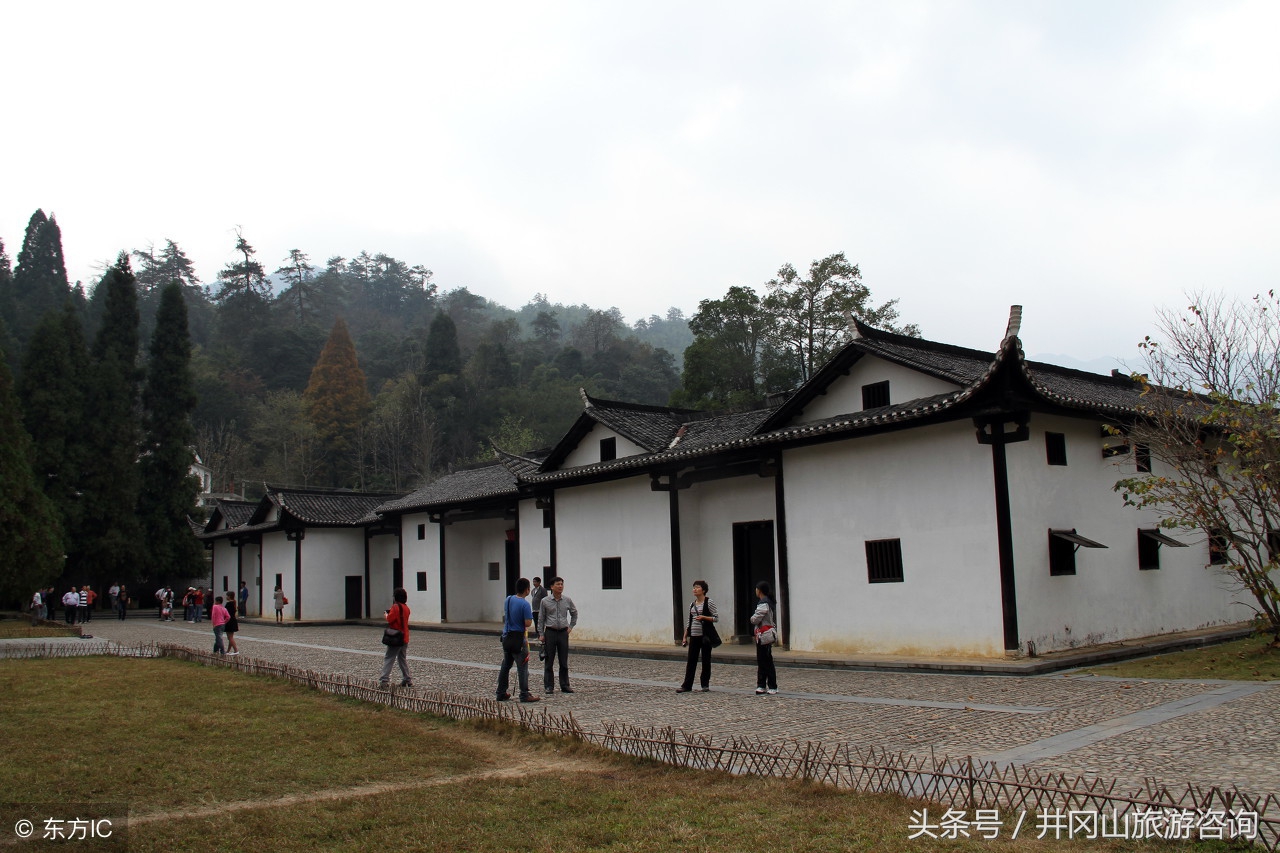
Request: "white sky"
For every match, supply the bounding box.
[3,1,1277,364]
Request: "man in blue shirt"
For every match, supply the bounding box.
[496,578,540,703]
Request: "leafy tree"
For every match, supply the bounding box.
[366,374,437,490]
[764,252,918,383]
[18,304,91,550]
[251,390,324,486]
[77,254,142,588]
[0,353,63,606]
[1114,291,1280,643]
[303,317,370,485]
[674,286,776,408]
[572,308,625,355]
[213,228,270,302]
[138,283,204,579]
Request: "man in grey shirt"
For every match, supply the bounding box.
[530,577,547,633]
[538,577,578,694]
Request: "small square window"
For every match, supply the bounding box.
[600,437,617,462]
[601,556,622,589]
[865,538,904,583]
[416,571,427,591]
[488,562,501,581]
[1045,432,1067,466]
[417,523,426,540]
[1135,443,1152,473]
[862,380,890,410]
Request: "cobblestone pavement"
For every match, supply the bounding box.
[73,620,1280,796]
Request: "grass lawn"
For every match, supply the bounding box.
[0,619,80,639]
[1077,636,1280,680]
[0,656,1244,852]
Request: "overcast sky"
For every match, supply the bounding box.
[3,1,1276,366]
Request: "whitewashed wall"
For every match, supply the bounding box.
[398,513,440,623]
[795,356,961,423]
[367,532,403,618]
[294,528,367,620]
[554,478,673,644]
[518,499,553,586]
[677,475,777,638]
[1009,414,1248,653]
[563,423,648,467]
[783,422,1006,656]
[442,517,510,622]
[260,532,294,619]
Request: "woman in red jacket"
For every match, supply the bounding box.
[378,588,412,688]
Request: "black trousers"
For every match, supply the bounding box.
[681,635,712,689]
[755,641,777,689]
[543,627,570,691]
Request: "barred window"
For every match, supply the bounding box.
[865,539,904,583]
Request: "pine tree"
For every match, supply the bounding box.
[11,210,70,348]
[0,238,17,370]
[423,310,462,379]
[303,317,370,485]
[0,353,64,606]
[18,303,91,549]
[78,254,142,588]
[138,282,204,579]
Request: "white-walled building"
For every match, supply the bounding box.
[196,308,1249,656]
[199,488,403,620]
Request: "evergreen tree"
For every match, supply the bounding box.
[423,310,462,379]
[274,249,320,324]
[18,304,91,551]
[0,238,17,371]
[78,254,142,588]
[303,317,370,485]
[10,210,71,349]
[138,282,204,580]
[0,353,63,606]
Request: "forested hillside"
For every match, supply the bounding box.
[0,213,691,502]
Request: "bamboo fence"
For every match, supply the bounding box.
[3,640,1275,849]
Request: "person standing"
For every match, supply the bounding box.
[77,586,89,624]
[182,588,194,622]
[29,589,43,626]
[751,581,779,695]
[211,596,229,655]
[272,585,285,623]
[238,581,249,618]
[225,597,240,656]
[496,578,539,703]
[85,586,97,621]
[538,577,578,695]
[62,588,78,624]
[108,583,119,612]
[677,580,718,693]
[117,585,128,620]
[193,588,204,623]
[529,577,547,633]
[378,588,413,688]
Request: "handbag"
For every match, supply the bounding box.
[701,600,722,648]
[755,625,777,645]
[382,604,405,646]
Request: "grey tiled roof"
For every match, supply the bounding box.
[376,463,518,515]
[585,397,688,451]
[272,489,404,526]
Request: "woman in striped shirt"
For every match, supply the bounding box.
[677,580,718,693]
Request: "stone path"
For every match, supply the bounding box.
[54,620,1280,797]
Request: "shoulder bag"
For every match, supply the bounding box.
[382,604,405,646]
[701,599,722,648]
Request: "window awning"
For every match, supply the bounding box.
[1050,529,1107,549]
[1140,529,1188,548]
